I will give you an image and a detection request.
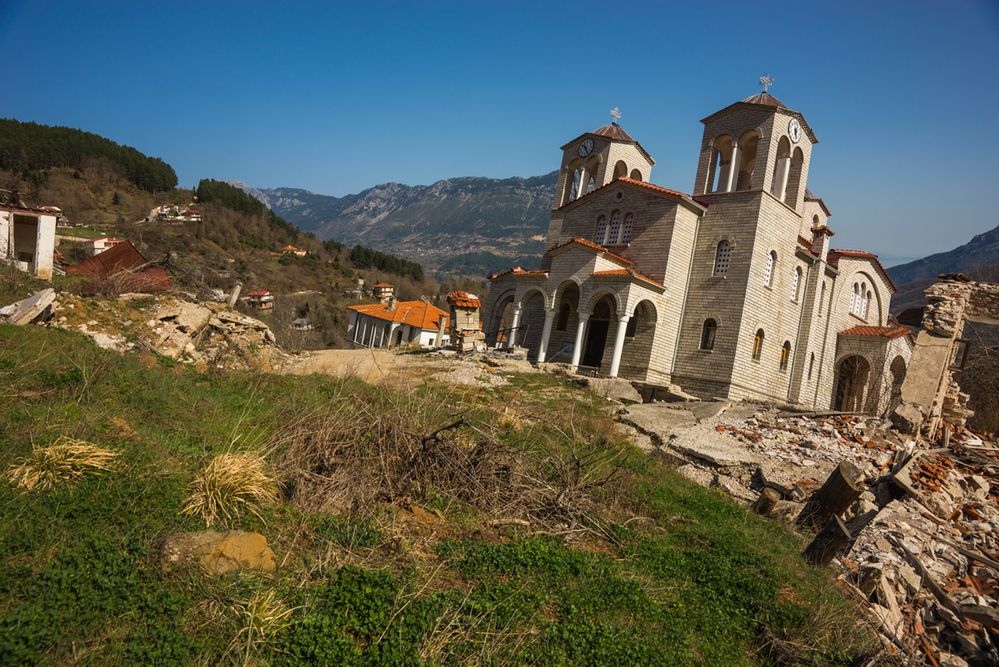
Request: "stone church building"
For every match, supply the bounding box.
[483,90,912,413]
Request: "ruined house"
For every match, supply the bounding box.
[483,88,913,412]
[446,291,484,351]
[1,189,56,280]
[65,240,169,293]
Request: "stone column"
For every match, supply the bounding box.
[570,313,590,370]
[508,305,523,347]
[774,156,791,201]
[608,314,631,378]
[725,142,740,193]
[536,309,556,363]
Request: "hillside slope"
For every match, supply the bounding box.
[254,172,558,277]
[888,224,999,312]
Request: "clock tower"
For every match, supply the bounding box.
[553,110,655,209]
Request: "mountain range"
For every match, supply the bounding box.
[241,172,558,277]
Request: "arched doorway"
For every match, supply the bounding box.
[888,355,907,413]
[487,293,515,347]
[620,300,657,379]
[547,281,580,363]
[834,356,871,412]
[582,296,615,369]
[519,290,547,361]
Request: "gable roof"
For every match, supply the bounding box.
[828,249,897,292]
[700,94,819,144]
[560,123,655,164]
[544,237,633,267]
[591,268,665,290]
[838,325,911,339]
[349,300,448,331]
[65,240,169,291]
[557,176,704,214]
[447,291,481,308]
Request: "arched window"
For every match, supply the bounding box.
[736,131,759,190]
[851,282,861,315]
[710,135,735,193]
[585,175,596,195]
[818,282,826,316]
[752,329,765,360]
[779,341,792,371]
[621,214,635,244]
[556,300,572,331]
[785,147,804,207]
[700,319,717,350]
[594,215,608,244]
[790,267,802,302]
[607,210,622,244]
[808,352,815,380]
[763,250,776,286]
[629,169,642,181]
[771,136,791,200]
[613,161,628,180]
[860,282,868,318]
[713,240,732,276]
[812,214,820,228]
[568,169,582,203]
[864,290,872,319]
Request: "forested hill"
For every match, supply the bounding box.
[0,118,176,191]
[248,172,559,277]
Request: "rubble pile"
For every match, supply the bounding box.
[706,411,998,665]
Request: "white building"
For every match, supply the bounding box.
[347,299,449,348]
[1,191,57,280]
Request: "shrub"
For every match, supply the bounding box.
[5,437,119,492]
[182,452,279,527]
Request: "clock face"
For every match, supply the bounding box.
[788,119,802,143]
[578,138,594,158]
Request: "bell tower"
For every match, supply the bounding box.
[693,78,818,212]
[553,108,655,209]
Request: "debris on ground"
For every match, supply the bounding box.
[622,401,999,665]
[0,288,57,325]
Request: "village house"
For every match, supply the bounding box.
[372,282,395,301]
[86,237,127,256]
[146,203,201,223]
[281,245,308,257]
[483,87,913,414]
[1,189,57,280]
[244,290,275,310]
[347,298,449,348]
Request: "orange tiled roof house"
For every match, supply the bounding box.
[483,90,913,414]
[347,299,448,349]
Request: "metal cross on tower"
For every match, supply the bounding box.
[610,107,622,122]
[759,74,774,93]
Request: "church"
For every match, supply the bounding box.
[482,86,913,413]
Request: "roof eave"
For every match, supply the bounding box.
[700,102,819,144]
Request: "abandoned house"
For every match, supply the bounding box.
[244,290,275,310]
[1,190,57,280]
[347,299,448,348]
[446,291,484,352]
[483,88,913,413]
[66,240,169,293]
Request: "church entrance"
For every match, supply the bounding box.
[581,298,613,369]
[834,356,871,412]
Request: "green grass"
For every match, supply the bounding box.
[0,323,878,665]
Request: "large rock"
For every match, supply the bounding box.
[161,531,276,574]
[156,301,211,334]
[891,402,924,434]
[586,377,643,404]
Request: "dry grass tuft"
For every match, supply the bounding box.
[6,437,119,492]
[182,452,280,527]
[225,590,296,666]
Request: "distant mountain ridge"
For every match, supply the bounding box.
[244,172,559,277]
[887,224,999,311]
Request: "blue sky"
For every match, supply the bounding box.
[2,1,998,264]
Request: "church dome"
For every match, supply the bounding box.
[591,122,635,142]
[741,91,787,108]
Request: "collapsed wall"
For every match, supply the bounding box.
[893,275,999,436]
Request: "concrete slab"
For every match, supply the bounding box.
[692,400,731,423]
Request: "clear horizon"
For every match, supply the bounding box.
[2,0,998,266]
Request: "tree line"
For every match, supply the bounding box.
[348,245,424,282]
[196,179,299,237]
[0,118,177,192]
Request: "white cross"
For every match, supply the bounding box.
[759,74,774,93]
[610,107,622,122]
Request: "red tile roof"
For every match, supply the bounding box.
[591,122,635,142]
[559,175,701,212]
[839,325,911,339]
[591,268,665,289]
[349,300,448,331]
[828,249,898,292]
[245,290,273,297]
[545,237,633,267]
[447,291,480,308]
[65,240,169,292]
[742,92,787,108]
[797,235,818,256]
[373,282,394,289]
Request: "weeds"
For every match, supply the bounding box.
[226,590,296,666]
[5,436,119,492]
[182,451,280,527]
